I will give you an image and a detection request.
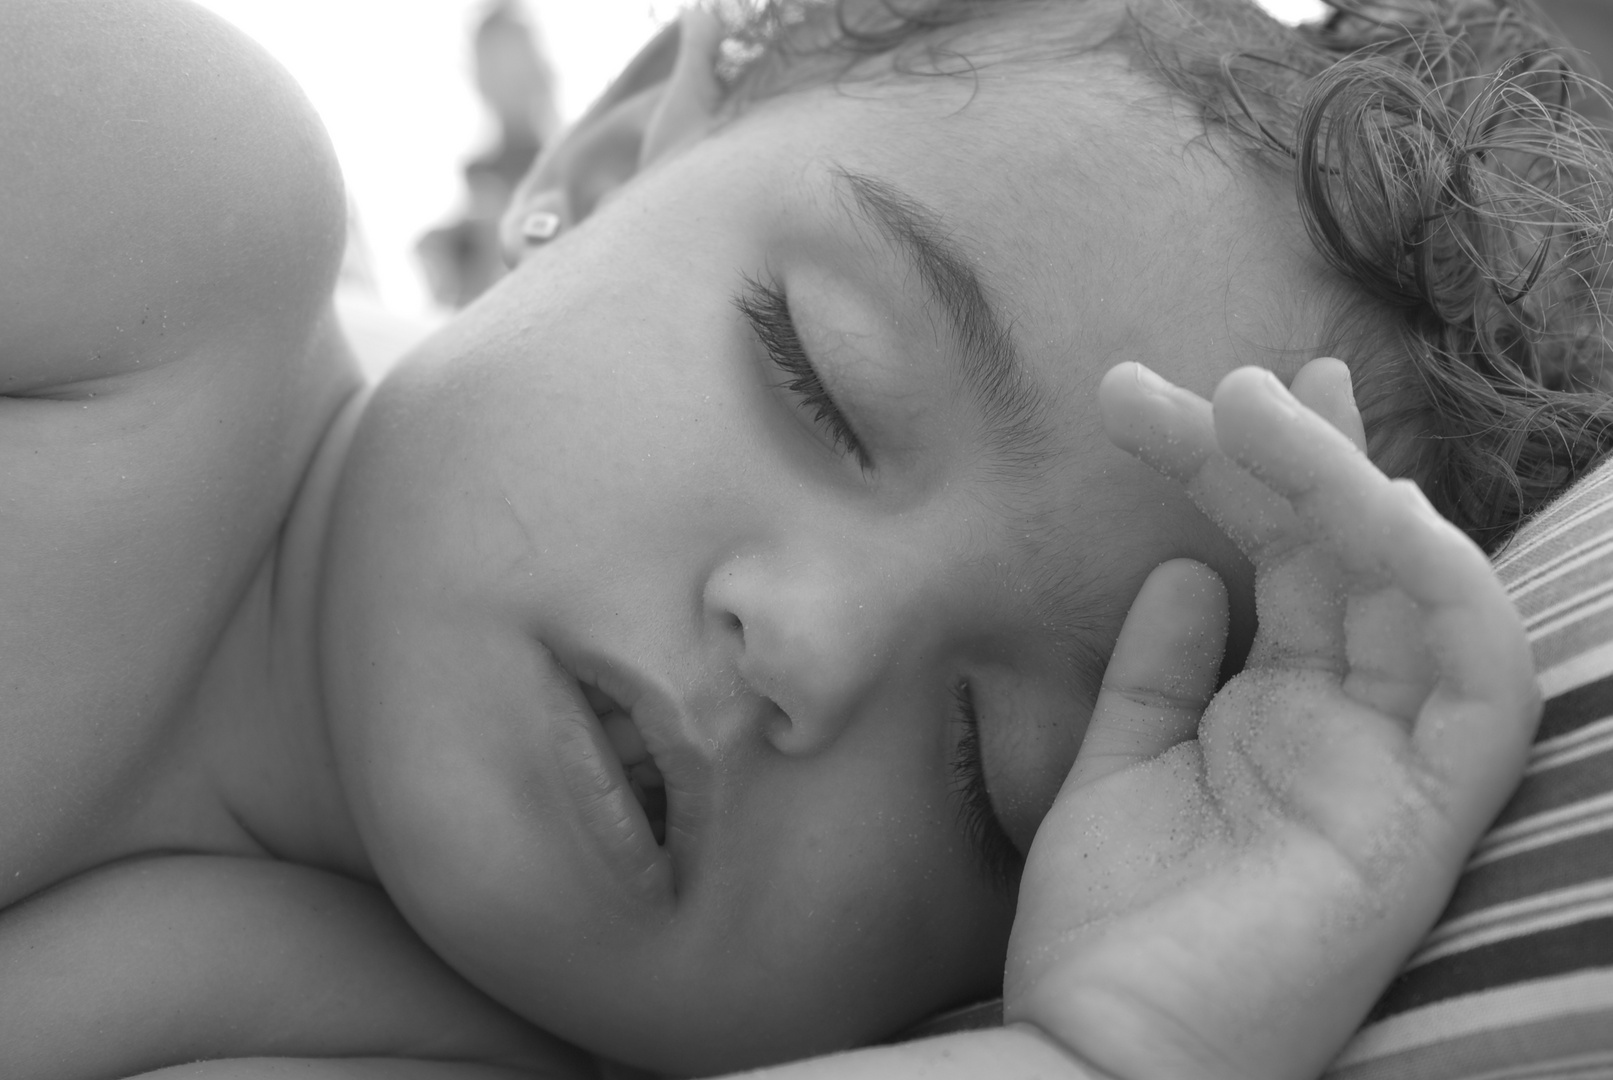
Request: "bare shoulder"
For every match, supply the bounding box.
[0,0,346,392]
[0,0,359,913]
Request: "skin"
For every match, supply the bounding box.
[307,50,1358,1074]
[0,3,1539,1079]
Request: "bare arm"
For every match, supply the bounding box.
[123,1030,1094,1080]
[128,1061,547,1080]
[0,858,592,1080]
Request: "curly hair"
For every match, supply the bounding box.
[709,0,1613,550]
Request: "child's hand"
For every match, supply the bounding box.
[1004,360,1539,1080]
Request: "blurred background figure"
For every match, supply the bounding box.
[192,0,677,376]
[416,0,561,309]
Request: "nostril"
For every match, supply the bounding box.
[726,612,744,639]
[761,697,797,747]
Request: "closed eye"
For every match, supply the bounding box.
[736,276,872,473]
[950,680,1023,896]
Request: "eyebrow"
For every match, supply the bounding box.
[832,167,1053,477]
[831,169,1109,706]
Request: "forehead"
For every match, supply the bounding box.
[723,52,1336,526]
[735,52,1330,386]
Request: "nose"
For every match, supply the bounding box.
[702,547,906,757]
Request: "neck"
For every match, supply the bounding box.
[194,377,378,880]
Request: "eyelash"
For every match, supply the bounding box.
[949,681,1024,896]
[735,277,873,473]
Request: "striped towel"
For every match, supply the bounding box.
[1326,456,1613,1079]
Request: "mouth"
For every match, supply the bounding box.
[537,644,676,904]
[581,681,668,845]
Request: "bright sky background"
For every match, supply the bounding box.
[193,0,1329,322]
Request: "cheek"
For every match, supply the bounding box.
[465,327,760,541]
[745,814,934,965]
[716,744,1014,1024]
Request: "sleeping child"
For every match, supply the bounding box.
[0,0,1603,1077]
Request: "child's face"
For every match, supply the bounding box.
[321,56,1331,1074]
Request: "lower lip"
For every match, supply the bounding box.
[536,646,673,905]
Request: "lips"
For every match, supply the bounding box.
[538,645,674,903]
[583,682,668,844]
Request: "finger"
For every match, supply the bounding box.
[1105,363,1351,672]
[1325,479,1536,839]
[1288,357,1367,452]
[1418,600,1540,836]
[1369,480,1539,811]
[1106,363,1356,674]
[1243,543,1348,674]
[1211,369,1475,596]
[1210,369,1538,775]
[1063,559,1228,794]
[1101,363,1301,556]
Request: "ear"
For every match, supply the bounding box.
[500,9,724,266]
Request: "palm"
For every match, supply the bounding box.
[1004,361,1537,1080]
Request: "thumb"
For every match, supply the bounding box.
[1064,559,1229,794]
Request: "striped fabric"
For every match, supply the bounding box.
[1327,456,1613,1080]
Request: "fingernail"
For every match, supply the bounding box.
[1133,363,1173,395]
